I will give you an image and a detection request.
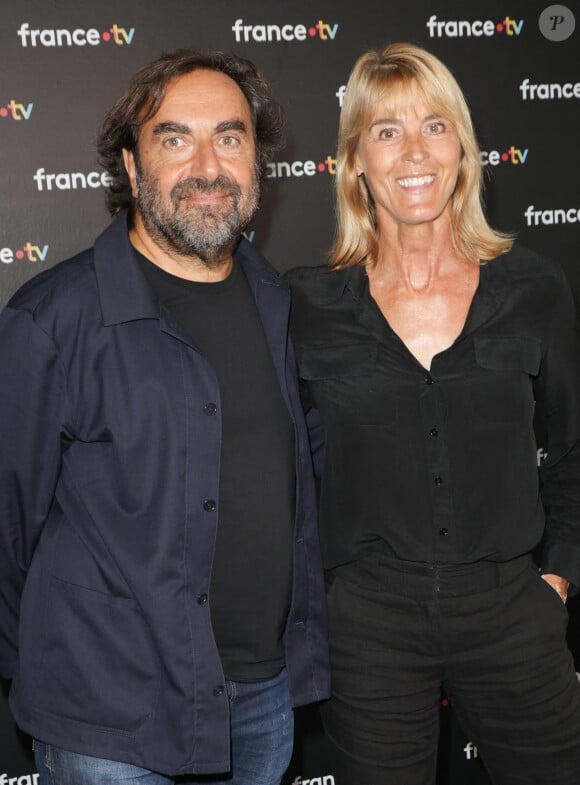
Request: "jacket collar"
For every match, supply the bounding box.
[93,213,281,327]
[94,213,158,326]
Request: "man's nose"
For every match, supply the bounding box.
[191,138,221,178]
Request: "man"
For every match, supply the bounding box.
[0,50,330,785]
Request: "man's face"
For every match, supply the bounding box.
[123,69,259,266]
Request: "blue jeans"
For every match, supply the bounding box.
[34,668,293,785]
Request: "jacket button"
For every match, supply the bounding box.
[433,477,443,486]
[203,499,217,512]
[429,428,439,437]
[203,402,217,415]
[213,685,225,696]
[197,593,208,604]
[439,528,449,536]
[424,376,434,385]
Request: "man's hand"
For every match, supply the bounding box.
[541,573,570,603]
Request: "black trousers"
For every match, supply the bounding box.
[321,554,580,785]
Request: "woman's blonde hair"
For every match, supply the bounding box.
[329,42,513,269]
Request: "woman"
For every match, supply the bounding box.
[286,43,580,785]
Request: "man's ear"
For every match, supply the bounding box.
[122,148,139,198]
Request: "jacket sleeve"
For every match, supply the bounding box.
[0,305,66,676]
[534,270,580,591]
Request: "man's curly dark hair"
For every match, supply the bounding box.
[97,49,284,216]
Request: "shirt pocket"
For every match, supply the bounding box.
[299,343,377,380]
[470,335,541,424]
[297,343,396,426]
[474,335,541,376]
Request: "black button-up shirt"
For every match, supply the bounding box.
[287,246,580,587]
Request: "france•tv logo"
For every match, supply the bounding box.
[0,774,39,785]
[480,145,529,166]
[426,14,524,37]
[266,154,336,179]
[0,242,49,265]
[0,100,33,120]
[17,22,135,47]
[232,18,338,43]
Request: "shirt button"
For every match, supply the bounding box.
[203,499,217,512]
[433,477,443,486]
[439,528,449,536]
[197,593,208,605]
[203,402,217,415]
[424,375,434,385]
[429,428,439,437]
[213,685,225,696]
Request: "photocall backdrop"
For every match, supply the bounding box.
[1,0,579,782]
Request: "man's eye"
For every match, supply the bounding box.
[164,136,184,148]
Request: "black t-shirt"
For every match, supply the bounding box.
[137,251,295,681]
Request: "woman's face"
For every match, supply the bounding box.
[354,81,462,232]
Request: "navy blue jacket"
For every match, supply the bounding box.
[0,214,330,775]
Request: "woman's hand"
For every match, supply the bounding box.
[541,573,570,603]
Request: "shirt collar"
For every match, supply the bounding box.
[338,256,510,339]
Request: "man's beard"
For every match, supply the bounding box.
[135,168,259,268]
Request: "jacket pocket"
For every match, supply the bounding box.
[38,577,159,734]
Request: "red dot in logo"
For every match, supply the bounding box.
[0,107,8,117]
[501,152,509,162]
[308,27,317,37]
[102,31,111,41]
[15,250,24,259]
[441,698,449,707]
[317,162,326,172]
[496,23,503,32]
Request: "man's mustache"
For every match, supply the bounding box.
[172,176,241,202]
